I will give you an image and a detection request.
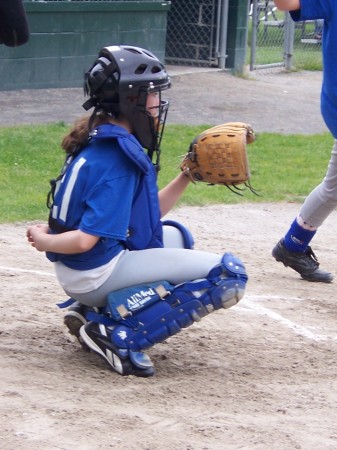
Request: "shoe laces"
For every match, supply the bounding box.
[305,246,320,266]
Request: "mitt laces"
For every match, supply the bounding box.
[225,181,260,196]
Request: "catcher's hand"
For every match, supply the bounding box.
[180,122,256,194]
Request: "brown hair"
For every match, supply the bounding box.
[61,113,112,154]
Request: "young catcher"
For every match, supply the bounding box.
[27,45,251,377]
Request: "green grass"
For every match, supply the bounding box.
[0,123,67,222]
[0,123,333,223]
[159,127,333,205]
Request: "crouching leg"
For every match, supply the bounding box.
[80,252,248,377]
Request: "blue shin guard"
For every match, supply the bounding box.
[98,252,247,354]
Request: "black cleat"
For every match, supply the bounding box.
[272,239,333,283]
[64,302,97,351]
[80,322,155,377]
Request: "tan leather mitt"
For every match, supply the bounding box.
[180,122,256,193]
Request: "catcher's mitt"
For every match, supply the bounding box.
[180,122,256,194]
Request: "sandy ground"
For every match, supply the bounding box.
[1,69,337,449]
[1,202,337,450]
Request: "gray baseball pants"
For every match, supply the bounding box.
[300,140,337,227]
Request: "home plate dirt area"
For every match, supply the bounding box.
[1,202,337,450]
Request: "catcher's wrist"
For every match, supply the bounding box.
[180,167,194,183]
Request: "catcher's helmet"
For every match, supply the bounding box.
[83,45,171,165]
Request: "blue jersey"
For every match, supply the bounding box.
[291,0,337,138]
[47,124,162,270]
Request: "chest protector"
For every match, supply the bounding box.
[101,125,164,250]
[48,124,163,250]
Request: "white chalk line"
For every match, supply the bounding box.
[239,296,337,343]
[0,265,55,277]
[1,265,336,343]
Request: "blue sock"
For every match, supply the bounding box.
[283,219,316,252]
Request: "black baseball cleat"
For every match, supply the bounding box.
[272,239,333,283]
[80,322,155,377]
[64,302,98,351]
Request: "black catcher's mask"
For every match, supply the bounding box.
[83,45,171,170]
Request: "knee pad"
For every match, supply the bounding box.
[162,220,194,249]
[90,252,248,354]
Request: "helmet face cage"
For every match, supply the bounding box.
[122,84,170,167]
[83,45,171,168]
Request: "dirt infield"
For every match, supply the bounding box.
[1,70,337,450]
[1,203,337,450]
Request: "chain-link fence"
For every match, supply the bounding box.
[24,0,322,73]
[165,0,221,66]
[165,0,322,72]
[248,0,322,72]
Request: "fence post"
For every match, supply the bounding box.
[218,0,229,69]
[226,0,250,73]
[249,0,259,71]
[284,12,295,70]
